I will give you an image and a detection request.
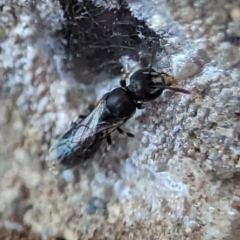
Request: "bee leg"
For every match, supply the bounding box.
[120,67,129,87]
[104,135,112,152]
[120,64,138,87]
[117,127,135,138]
[120,77,127,87]
[136,102,146,109]
[106,135,112,146]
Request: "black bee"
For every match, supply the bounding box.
[46,42,190,172]
[46,87,142,171]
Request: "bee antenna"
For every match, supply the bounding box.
[149,41,158,74]
[154,84,190,94]
[163,86,190,94]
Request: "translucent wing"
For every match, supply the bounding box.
[46,100,124,171]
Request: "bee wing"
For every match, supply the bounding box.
[46,100,124,169]
[46,125,92,168]
[47,100,106,156]
[79,99,125,135]
[79,99,107,133]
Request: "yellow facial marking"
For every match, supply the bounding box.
[162,74,178,86]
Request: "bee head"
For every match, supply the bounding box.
[127,68,190,102]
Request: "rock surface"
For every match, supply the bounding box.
[0,0,240,239]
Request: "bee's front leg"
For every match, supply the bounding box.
[136,102,146,109]
[120,64,138,87]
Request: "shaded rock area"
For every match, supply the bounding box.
[58,0,164,75]
[0,0,240,239]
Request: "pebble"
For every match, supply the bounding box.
[172,126,181,135]
[107,204,121,224]
[172,53,201,79]
[218,43,240,67]
[37,96,49,113]
[230,7,240,21]
[227,21,240,38]
[217,88,233,105]
[206,10,227,25]
[208,148,219,161]
[61,170,74,182]
[13,148,30,163]
[177,7,195,23]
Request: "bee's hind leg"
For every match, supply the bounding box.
[117,127,135,138]
[104,135,114,154]
[106,135,112,146]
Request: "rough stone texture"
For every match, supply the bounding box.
[0,0,240,239]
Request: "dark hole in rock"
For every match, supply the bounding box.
[58,0,167,82]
